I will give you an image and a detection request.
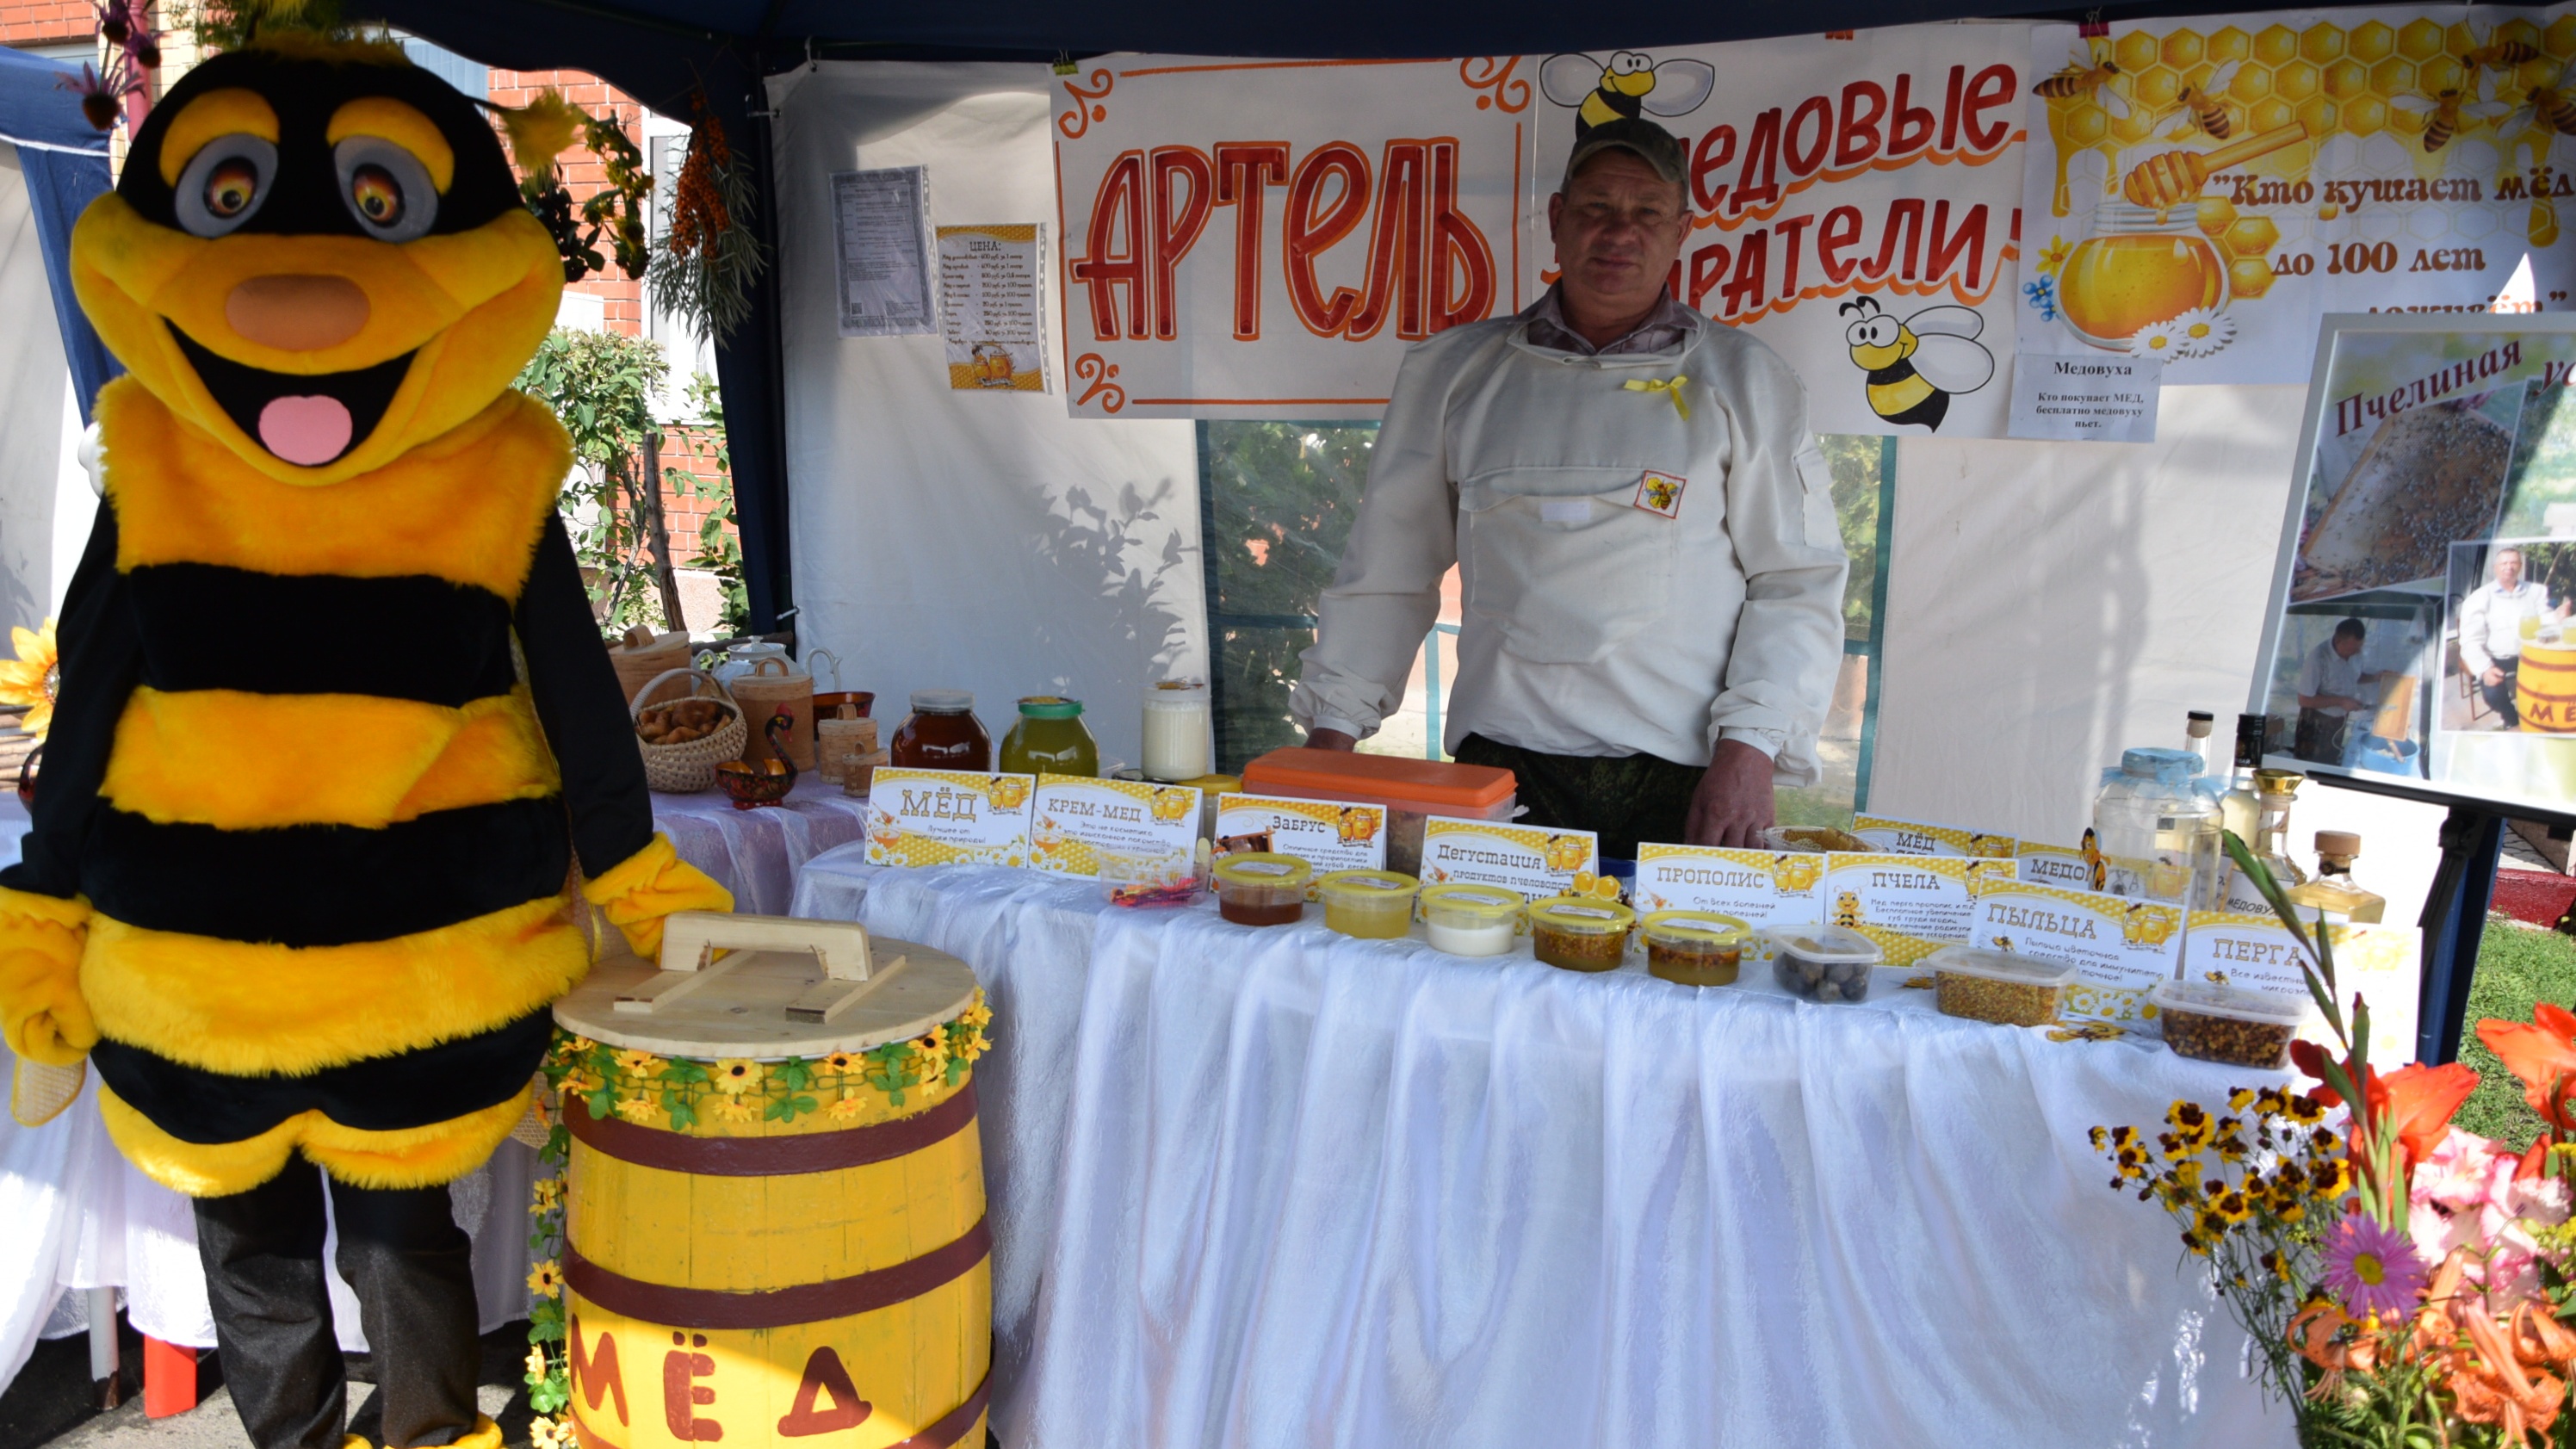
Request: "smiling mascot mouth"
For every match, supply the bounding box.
[169,325,416,467]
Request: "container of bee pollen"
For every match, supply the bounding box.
[1925,944,2076,1026]
[1642,910,1749,986]
[2150,979,2307,1069]
[1529,898,1635,972]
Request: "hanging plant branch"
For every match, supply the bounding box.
[651,87,768,344]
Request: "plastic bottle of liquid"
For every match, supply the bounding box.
[2182,710,2216,783]
[2286,831,2386,924]
[2216,713,2266,846]
[2093,747,2223,907]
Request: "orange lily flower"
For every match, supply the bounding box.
[2476,1004,2576,1136]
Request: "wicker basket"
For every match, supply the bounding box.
[632,667,747,793]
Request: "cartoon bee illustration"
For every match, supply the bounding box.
[2123,902,2181,948]
[1540,51,1718,139]
[2161,59,2241,139]
[1773,856,1824,893]
[988,776,1030,809]
[1337,806,1380,845]
[2203,969,2233,986]
[1542,833,1592,872]
[2395,73,2510,152]
[1840,296,1994,432]
[2031,40,2133,119]
[2465,24,2543,71]
[2505,75,2576,138]
[1990,935,2016,951]
[1833,890,1863,927]
[2081,827,2108,894]
[1149,788,1193,823]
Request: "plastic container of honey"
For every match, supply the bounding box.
[1213,852,1312,927]
[1242,748,1516,876]
[1528,897,1635,972]
[1641,910,1749,986]
[1419,882,1523,957]
[2056,201,2227,351]
[1317,870,1420,939]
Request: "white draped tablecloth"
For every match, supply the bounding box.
[793,845,2296,1449]
[0,786,856,1389]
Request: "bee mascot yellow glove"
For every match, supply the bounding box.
[0,39,729,1449]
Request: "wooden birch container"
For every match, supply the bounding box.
[730,658,817,771]
[552,913,992,1449]
[609,630,695,705]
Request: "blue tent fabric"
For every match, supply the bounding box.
[0,46,116,425]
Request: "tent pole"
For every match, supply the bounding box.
[2414,804,2503,1066]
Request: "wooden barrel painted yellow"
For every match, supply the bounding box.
[2520,640,2576,734]
[553,915,991,1449]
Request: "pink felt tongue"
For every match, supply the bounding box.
[257,395,353,466]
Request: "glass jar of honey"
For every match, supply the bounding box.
[2056,201,2228,351]
[1000,697,1099,777]
[889,690,992,771]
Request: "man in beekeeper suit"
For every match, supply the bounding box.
[1291,118,1849,858]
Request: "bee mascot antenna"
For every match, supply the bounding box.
[0,38,733,1449]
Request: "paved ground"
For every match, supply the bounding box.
[3,1328,535,1449]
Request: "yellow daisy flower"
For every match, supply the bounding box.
[712,1097,761,1123]
[527,1260,563,1297]
[713,1058,765,1095]
[827,1091,870,1120]
[613,1049,665,1078]
[823,1050,859,1074]
[2036,236,2071,276]
[529,1417,568,1449]
[529,1177,564,1210]
[524,1347,548,1379]
[961,990,994,1031]
[0,618,58,739]
[909,1031,951,1082]
[2227,1089,2255,1112]
[613,1096,659,1125]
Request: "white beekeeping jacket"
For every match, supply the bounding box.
[1291,309,1849,784]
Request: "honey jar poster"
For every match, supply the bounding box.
[1050,30,2029,437]
[2017,8,2576,388]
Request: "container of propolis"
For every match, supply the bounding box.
[1760,825,1867,854]
[1213,852,1312,927]
[1317,870,1420,939]
[1641,911,1749,986]
[1420,882,1523,957]
[1529,897,1635,972]
[2152,978,2309,1069]
[1926,944,2077,1026]
[1766,925,1883,1003]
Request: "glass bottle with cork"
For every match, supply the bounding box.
[2217,713,2266,845]
[2221,768,2307,912]
[2287,831,2386,923]
[2181,709,2216,783]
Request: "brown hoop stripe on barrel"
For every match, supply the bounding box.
[889,1366,993,1449]
[565,1217,992,1330]
[563,1078,978,1175]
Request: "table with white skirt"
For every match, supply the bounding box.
[790,845,2296,1449]
[0,780,866,1392]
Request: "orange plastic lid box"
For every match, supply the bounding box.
[1241,747,1516,813]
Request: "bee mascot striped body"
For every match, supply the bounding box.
[0,40,730,1449]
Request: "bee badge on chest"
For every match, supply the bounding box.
[1632,471,1686,519]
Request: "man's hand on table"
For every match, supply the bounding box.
[1306,728,1359,752]
[1687,740,1775,847]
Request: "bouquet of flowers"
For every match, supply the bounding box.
[2096,833,2576,1447]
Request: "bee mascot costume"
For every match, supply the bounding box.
[0,38,734,1449]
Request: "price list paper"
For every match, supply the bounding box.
[832,166,934,338]
[938,223,1046,392]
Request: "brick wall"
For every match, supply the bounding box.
[0,0,96,50]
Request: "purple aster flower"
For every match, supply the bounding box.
[2319,1211,2427,1322]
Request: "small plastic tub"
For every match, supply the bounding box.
[1318,870,1420,939]
[1213,852,1312,926]
[2152,979,2309,1068]
[1765,925,1883,1002]
[1420,883,1523,957]
[1529,897,1636,972]
[1760,825,1867,853]
[1099,851,1204,908]
[1926,944,2078,1026]
[1642,910,1749,986]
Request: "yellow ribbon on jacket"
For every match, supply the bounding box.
[1623,375,1690,420]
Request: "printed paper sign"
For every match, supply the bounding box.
[1420,817,1600,901]
[2016,12,2576,388]
[938,223,1049,392]
[833,166,934,338]
[1213,793,1387,872]
[2182,911,2423,1066]
[1632,845,1826,926]
[1851,814,2017,857]
[865,769,1033,868]
[1031,776,1200,877]
[1823,853,2016,964]
[1973,877,2183,1029]
[2017,839,2107,890]
[2007,352,2160,442]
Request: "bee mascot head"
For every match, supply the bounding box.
[73,40,562,480]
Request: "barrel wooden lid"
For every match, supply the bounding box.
[556,920,978,1060]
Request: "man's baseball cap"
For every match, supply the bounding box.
[1561,116,1687,192]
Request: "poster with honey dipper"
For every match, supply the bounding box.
[2017,10,2576,387]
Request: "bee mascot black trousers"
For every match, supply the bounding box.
[194,1168,482,1449]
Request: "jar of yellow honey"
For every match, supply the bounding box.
[2056,201,2228,350]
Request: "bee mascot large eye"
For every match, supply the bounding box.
[1,42,729,1449]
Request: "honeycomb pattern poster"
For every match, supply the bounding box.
[2017,8,2576,384]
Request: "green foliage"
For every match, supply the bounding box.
[1199,423,1374,771]
[516,330,700,635]
[1818,434,1886,641]
[2456,919,2576,1150]
[666,373,750,635]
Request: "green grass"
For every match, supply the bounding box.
[2451,919,2576,1150]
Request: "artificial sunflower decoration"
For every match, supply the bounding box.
[712,1057,764,1095]
[0,618,59,739]
[526,1260,563,1298]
